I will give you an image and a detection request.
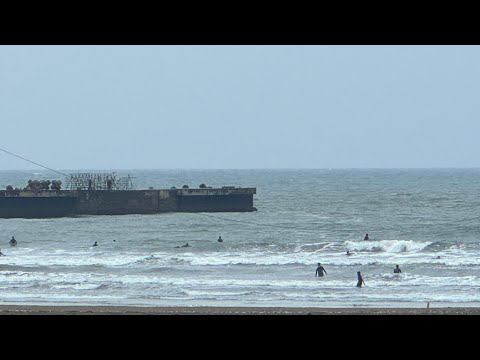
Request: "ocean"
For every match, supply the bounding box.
[1,169,480,308]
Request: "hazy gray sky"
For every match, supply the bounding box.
[1,45,479,170]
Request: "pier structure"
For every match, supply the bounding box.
[1,173,256,218]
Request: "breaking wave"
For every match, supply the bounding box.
[344,240,432,253]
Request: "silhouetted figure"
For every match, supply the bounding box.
[9,236,17,246]
[92,241,98,247]
[346,250,353,256]
[364,234,369,240]
[316,263,327,277]
[113,239,116,242]
[218,236,223,243]
[175,243,191,248]
[0,249,5,256]
[394,265,402,274]
[357,271,365,287]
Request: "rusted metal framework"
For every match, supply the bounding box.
[65,173,134,191]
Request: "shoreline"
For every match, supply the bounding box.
[1,305,480,315]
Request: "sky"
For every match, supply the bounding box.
[1,45,479,170]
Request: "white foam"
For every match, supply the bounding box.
[344,240,431,253]
[0,250,173,267]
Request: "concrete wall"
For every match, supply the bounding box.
[177,194,255,212]
[75,188,256,215]
[76,190,179,215]
[2,190,78,198]
[175,188,256,196]
[0,196,77,218]
[2,188,256,217]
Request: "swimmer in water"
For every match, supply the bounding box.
[175,243,191,248]
[394,264,402,274]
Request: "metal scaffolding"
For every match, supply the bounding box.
[65,173,134,191]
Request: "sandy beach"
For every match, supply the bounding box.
[1,305,479,315]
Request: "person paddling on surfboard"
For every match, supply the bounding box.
[175,243,191,248]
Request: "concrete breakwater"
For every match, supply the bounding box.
[0,187,256,218]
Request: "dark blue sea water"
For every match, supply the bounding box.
[1,169,480,308]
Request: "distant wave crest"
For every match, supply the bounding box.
[344,240,432,253]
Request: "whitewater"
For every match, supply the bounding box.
[1,168,480,308]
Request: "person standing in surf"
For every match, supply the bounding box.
[364,234,369,240]
[316,263,327,277]
[356,271,365,287]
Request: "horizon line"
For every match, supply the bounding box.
[2,166,480,172]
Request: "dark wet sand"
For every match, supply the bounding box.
[1,305,480,315]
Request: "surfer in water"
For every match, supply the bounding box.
[364,234,369,240]
[346,250,353,256]
[394,265,402,274]
[9,236,17,246]
[0,248,5,256]
[218,236,223,243]
[316,263,327,277]
[175,243,191,248]
[92,241,98,247]
[356,271,365,287]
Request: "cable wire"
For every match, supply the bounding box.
[0,148,68,177]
